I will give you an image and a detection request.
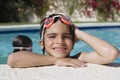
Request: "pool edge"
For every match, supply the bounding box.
[0,22,120,31]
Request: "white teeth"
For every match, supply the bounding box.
[54,48,66,50]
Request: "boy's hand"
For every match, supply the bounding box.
[55,58,87,68]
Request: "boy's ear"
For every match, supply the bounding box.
[40,40,44,49]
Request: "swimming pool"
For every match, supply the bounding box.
[0,24,120,64]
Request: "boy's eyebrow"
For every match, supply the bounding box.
[46,33,72,36]
[46,33,56,35]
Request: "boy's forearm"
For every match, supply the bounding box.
[7,51,57,68]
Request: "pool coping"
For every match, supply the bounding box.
[0,24,40,31]
[0,22,120,31]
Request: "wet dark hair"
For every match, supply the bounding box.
[40,14,76,54]
[12,35,32,52]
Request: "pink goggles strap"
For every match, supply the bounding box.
[14,46,32,50]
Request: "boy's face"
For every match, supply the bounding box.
[40,20,74,58]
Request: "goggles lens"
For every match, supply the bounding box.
[43,15,72,28]
[44,18,54,28]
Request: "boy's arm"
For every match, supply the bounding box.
[75,29,119,64]
[7,51,86,68]
[7,51,57,68]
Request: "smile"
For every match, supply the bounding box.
[53,47,67,52]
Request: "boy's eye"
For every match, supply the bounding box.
[48,35,55,38]
[63,35,72,39]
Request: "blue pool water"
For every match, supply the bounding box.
[0,27,120,64]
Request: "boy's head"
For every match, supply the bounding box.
[13,35,32,52]
[40,14,76,58]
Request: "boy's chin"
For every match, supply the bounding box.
[54,55,69,59]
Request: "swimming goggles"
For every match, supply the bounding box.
[41,15,72,40]
[14,46,32,51]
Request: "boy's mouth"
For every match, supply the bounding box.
[53,47,67,52]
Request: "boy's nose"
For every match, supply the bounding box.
[56,36,64,44]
